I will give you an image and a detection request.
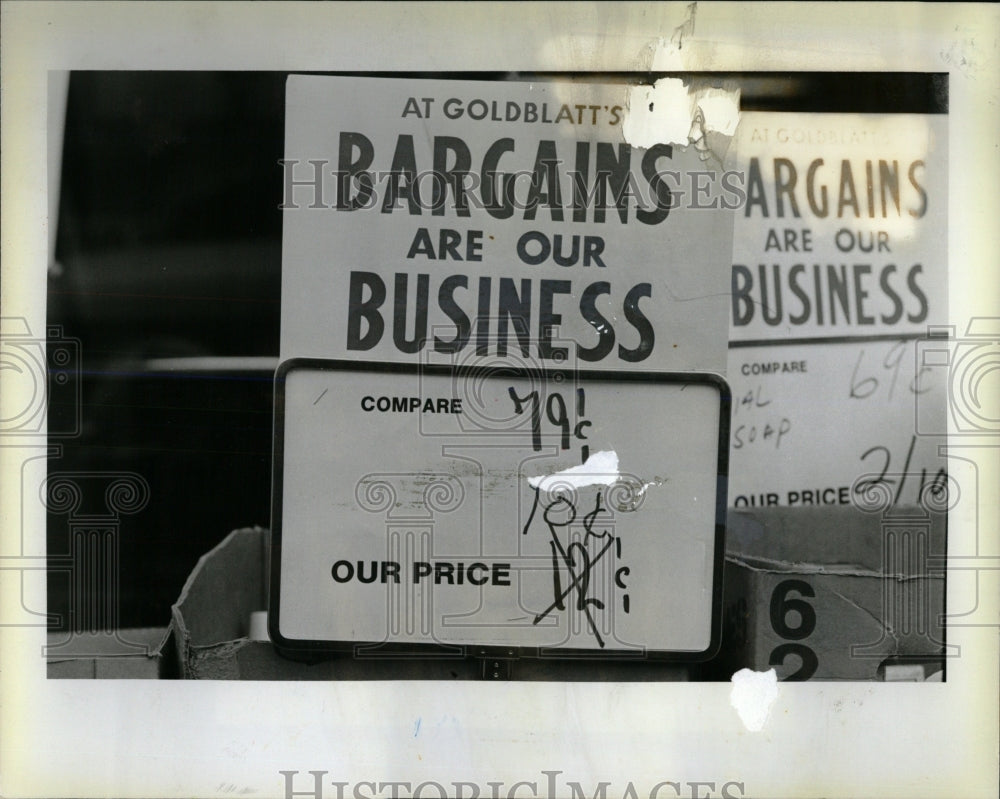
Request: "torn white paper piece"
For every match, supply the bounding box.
[730,668,778,732]
[622,78,740,174]
[528,450,620,493]
[622,79,693,148]
[621,77,740,152]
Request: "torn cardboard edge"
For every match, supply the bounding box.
[170,527,481,679]
[726,505,947,573]
[726,553,947,582]
[170,526,270,679]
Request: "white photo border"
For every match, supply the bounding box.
[1,3,997,798]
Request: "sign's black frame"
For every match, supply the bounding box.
[269,357,731,664]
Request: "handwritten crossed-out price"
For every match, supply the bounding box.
[506,385,633,649]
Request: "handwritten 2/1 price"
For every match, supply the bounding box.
[854,434,949,510]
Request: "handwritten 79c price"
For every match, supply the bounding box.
[507,385,592,463]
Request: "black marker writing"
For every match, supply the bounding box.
[522,486,621,647]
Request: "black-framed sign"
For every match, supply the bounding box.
[270,358,729,659]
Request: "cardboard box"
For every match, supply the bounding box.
[177,513,945,682]
[171,527,693,680]
[47,626,175,678]
[171,527,483,679]
[713,507,947,681]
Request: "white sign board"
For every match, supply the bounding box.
[726,111,950,510]
[280,74,735,373]
[271,360,728,656]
